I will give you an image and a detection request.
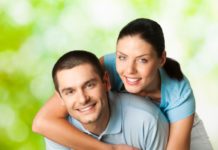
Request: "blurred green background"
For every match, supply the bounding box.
[0,0,217,149]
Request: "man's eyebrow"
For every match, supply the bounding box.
[61,78,98,93]
[83,78,97,87]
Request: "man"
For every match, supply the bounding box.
[45,50,169,150]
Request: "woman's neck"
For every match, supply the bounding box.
[138,71,161,101]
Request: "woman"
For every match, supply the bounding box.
[33,18,212,150]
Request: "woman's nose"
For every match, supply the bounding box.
[126,61,136,74]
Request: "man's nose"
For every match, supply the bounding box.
[77,90,89,104]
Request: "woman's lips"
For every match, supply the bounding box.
[125,76,141,85]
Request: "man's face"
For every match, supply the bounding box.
[56,63,109,125]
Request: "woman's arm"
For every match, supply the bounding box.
[32,93,111,149]
[32,55,138,150]
[32,88,137,150]
[166,114,194,150]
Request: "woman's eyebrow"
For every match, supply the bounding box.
[116,51,127,56]
[136,54,150,58]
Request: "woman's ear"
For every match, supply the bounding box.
[160,51,166,67]
[103,72,111,91]
[55,91,65,106]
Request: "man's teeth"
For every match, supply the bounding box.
[79,105,93,112]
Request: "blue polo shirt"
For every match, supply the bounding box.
[45,92,169,150]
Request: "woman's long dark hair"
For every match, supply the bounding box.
[117,18,183,81]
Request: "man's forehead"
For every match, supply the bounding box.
[57,64,100,88]
[58,64,96,77]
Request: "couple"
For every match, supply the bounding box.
[33,18,213,150]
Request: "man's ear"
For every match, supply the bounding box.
[103,72,111,91]
[160,51,166,67]
[55,91,65,106]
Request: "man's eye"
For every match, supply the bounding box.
[86,82,95,89]
[138,58,148,63]
[65,90,74,95]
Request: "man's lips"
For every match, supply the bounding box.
[77,103,96,113]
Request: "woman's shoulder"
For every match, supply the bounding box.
[160,68,192,99]
[160,68,195,122]
[102,52,116,70]
[103,52,123,91]
[103,52,116,61]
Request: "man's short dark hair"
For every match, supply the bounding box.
[52,50,104,92]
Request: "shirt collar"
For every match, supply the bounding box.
[68,91,122,139]
[102,91,122,135]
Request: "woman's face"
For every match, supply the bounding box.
[116,35,164,95]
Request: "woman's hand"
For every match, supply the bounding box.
[111,144,139,150]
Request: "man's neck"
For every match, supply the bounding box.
[83,104,110,135]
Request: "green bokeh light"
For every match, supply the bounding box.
[0,0,217,149]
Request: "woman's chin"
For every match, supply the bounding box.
[124,86,141,94]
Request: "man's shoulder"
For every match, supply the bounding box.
[109,92,163,122]
[110,92,168,149]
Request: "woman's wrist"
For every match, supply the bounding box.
[100,143,113,150]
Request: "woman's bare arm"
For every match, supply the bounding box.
[166,114,194,150]
[32,56,137,150]
[32,93,112,149]
[32,92,137,150]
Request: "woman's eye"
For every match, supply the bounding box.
[118,55,126,61]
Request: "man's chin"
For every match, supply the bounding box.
[80,116,97,124]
